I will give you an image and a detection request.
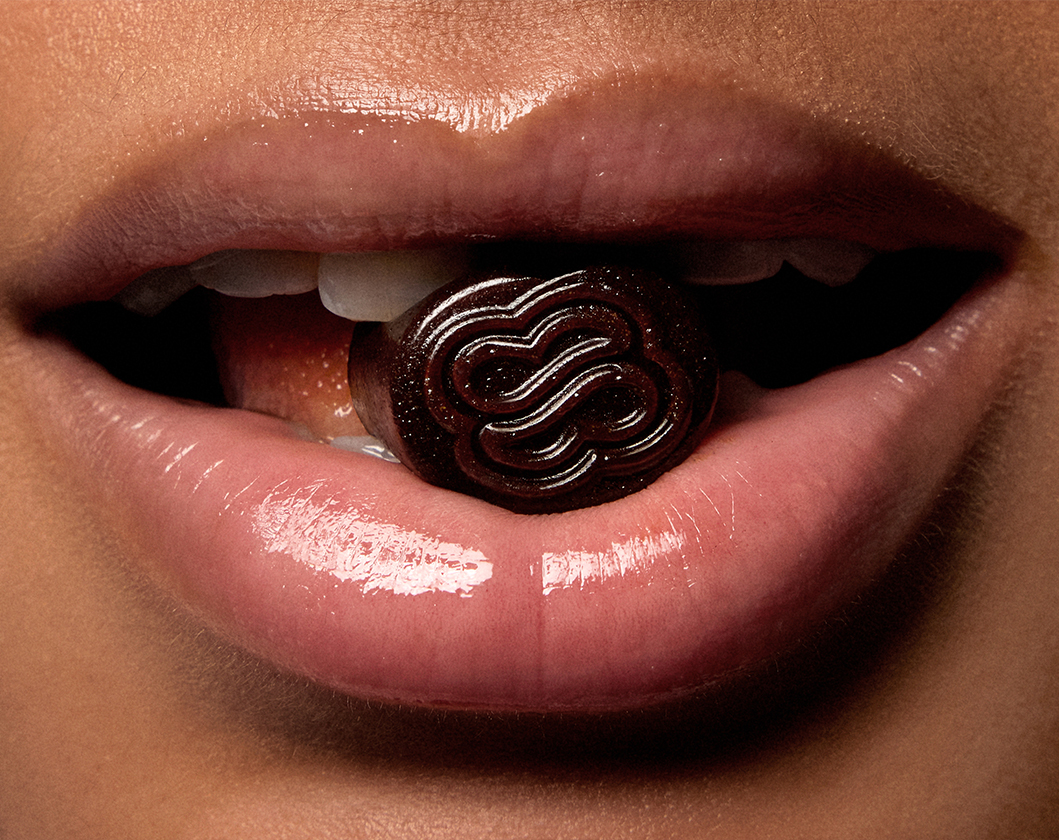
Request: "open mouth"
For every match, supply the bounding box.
[52,240,997,410]
[17,77,1030,712]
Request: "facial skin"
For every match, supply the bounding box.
[1,2,1058,838]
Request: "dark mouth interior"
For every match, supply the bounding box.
[43,243,999,403]
[698,247,997,387]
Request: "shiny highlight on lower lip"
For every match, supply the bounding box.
[252,482,495,597]
[542,528,687,596]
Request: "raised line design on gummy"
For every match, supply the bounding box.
[347,266,720,513]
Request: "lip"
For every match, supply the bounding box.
[15,74,1032,711]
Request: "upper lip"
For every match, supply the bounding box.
[26,74,1017,314]
[16,72,1031,712]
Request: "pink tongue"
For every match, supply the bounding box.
[210,292,367,440]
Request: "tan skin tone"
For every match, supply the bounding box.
[1,2,1058,837]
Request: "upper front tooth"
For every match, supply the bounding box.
[318,247,470,322]
[190,250,320,297]
[677,238,877,286]
[678,240,787,285]
[783,239,877,286]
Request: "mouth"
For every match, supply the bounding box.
[18,76,1031,712]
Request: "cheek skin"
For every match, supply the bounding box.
[0,335,230,831]
[0,2,1058,839]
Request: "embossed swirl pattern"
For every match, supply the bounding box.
[414,274,694,498]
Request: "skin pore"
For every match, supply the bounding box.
[1,2,1058,838]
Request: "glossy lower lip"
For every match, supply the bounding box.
[20,77,1031,710]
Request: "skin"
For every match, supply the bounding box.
[1,2,1058,837]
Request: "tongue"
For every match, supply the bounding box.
[210,292,367,441]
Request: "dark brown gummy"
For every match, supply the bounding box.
[348,266,719,514]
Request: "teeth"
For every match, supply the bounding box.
[676,238,876,286]
[114,246,468,321]
[330,435,401,462]
[113,265,199,316]
[677,240,787,285]
[191,250,320,297]
[317,247,469,322]
[114,238,876,319]
[783,239,878,286]
[112,250,319,315]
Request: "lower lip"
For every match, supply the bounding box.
[29,272,1027,710]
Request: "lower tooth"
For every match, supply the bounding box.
[330,435,401,462]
